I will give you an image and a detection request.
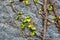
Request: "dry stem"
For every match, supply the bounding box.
[43,0,48,40]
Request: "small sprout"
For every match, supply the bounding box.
[9,0,14,3]
[21,23,25,29]
[28,24,32,28]
[23,15,31,23]
[25,0,29,6]
[52,16,56,20]
[17,11,23,15]
[23,18,31,23]
[47,5,53,11]
[27,19,31,23]
[30,31,35,36]
[31,25,36,31]
[28,24,36,30]
[34,0,39,3]
[25,15,30,19]
[23,19,27,23]
[15,16,19,20]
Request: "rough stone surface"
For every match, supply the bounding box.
[0,0,60,40]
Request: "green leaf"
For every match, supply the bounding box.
[23,18,27,23]
[23,15,31,23]
[34,0,39,3]
[21,23,25,29]
[30,31,35,36]
[27,19,31,23]
[25,0,29,6]
[31,25,36,31]
[28,24,36,31]
[17,11,23,15]
[15,16,19,20]
[28,24,32,28]
[47,5,53,11]
[52,16,56,20]
[25,15,30,19]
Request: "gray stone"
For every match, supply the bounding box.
[0,0,60,40]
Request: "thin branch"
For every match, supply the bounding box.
[38,1,43,5]
[49,0,60,32]
[50,0,60,25]
[2,2,27,38]
[43,0,48,40]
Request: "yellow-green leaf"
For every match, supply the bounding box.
[25,15,30,19]
[28,24,32,28]
[17,11,23,15]
[47,5,53,11]
[21,23,25,29]
[30,31,35,36]
[27,19,31,23]
[28,24,36,30]
[52,16,56,20]
[34,0,39,3]
[25,0,29,6]
[15,16,19,20]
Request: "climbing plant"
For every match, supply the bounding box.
[9,0,60,40]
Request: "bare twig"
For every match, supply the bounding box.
[2,1,27,38]
[10,2,44,38]
[38,1,43,5]
[33,0,39,18]
[43,0,48,40]
[10,3,18,13]
[50,0,60,25]
[49,0,60,33]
